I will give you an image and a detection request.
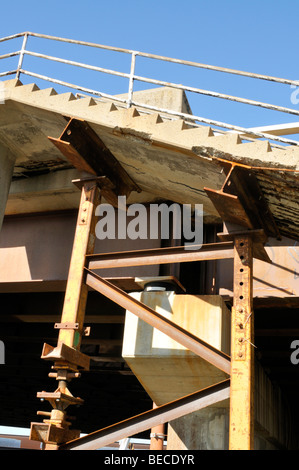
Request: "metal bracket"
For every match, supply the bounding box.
[54,322,79,330]
[41,343,90,371]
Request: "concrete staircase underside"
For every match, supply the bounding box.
[1,79,298,238]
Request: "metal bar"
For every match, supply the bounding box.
[60,379,230,450]
[0,51,20,60]
[23,50,131,80]
[229,234,254,450]
[132,74,299,117]
[9,31,299,87]
[0,70,18,78]
[127,52,138,108]
[58,181,101,350]
[16,33,28,80]
[0,32,28,43]
[25,32,137,55]
[22,51,299,117]
[87,242,234,270]
[85,269,231,374]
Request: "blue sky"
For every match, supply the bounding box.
[1,0,299,132]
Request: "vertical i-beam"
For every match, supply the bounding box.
[229,233,254,450]
[57,180,101,350]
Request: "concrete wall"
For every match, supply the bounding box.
[0,143,15,233]
[0,210,161,287]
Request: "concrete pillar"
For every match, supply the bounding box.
[167,405,229,450]
[0,143,15,232]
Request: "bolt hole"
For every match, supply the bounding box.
[240,242,244,247]
[240,268,244,272]
[240,281,243,286]
[239,295,244,300]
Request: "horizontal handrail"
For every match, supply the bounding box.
[2,31,298,86]
[1,31,299,147]
[21,50,299,118]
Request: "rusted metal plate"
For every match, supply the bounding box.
[48,137,97,175]
[205,163,281,239]
[217,229,271,263]
[41,343,90,370]
[37,391,84,406]
[30,422,80,445]
[204,188,254,228]
[50,118,141,197]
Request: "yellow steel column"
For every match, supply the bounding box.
[58,180,101,350]
[229,233,254,450]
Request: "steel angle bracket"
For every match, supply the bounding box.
[204,162,280,242]
[41,342,90,371]
[48,117,141,204]
[30,422,81,448]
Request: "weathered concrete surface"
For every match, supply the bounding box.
[0,78,297,235]
[5,169,164,216]
[0,142,16,231]
[116,86,193,117]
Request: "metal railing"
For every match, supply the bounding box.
[1,31,299,146]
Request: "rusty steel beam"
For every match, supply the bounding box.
[205,163,280,240]
[87,241,235,270]
[229,233,254,450]
[60,379,230,450]
[49,118,140,199]
[85,269,231,374]
[57,180,101,351]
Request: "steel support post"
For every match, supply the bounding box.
[31,179,101,449]
[150,403,165,450]
[58,180,101,350]
[229,233,254,450]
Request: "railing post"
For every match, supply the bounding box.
[127,51,138,108]
[16,32,28,80]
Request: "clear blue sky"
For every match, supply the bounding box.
[1,0,299,131]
